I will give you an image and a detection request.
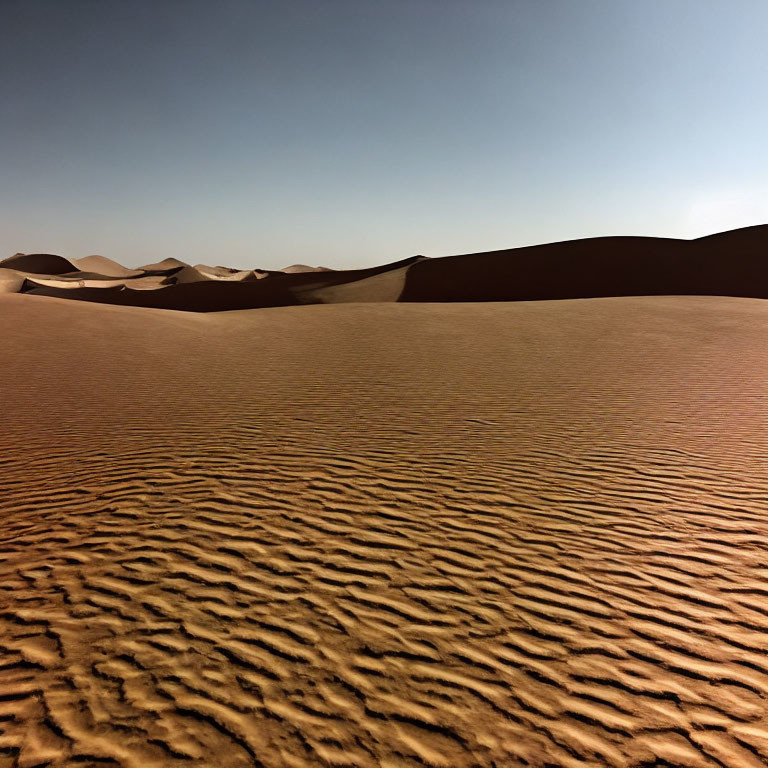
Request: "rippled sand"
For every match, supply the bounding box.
[2,294,768,767]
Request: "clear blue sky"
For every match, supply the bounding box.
[2,0,766,269]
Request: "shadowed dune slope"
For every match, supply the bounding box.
[165,265,214,284]
[296,263,413,304]
[22,279,301,311]
[2,293,768,767]
[401,225,768,302]
[0,253,79,275]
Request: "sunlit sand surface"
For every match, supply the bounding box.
[2,292,768,767]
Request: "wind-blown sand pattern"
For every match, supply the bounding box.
[2,290,768,767]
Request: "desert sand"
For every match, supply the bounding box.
[2,231,768,767]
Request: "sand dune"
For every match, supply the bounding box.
[243,269,271,280]
[295,262,413,304]
[281,264,333,273]
[171,266,254,284]
[194,263,240,277]
[400,224,768,302]
[194,265,255,281]
[5,225,768,312]
[24,276,132,290]
[137,257,190,272]
[1,290,768,767]
[21,255,425,311]
[0,268,26,294]
[165,265,212,285]
[0,253,79,275]
[70,255,142,278]
[123,275,176,291]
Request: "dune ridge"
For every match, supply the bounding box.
[400,226,768,303]
[3,224,767,312]
[70,255,142,278]
[0,253,79,275]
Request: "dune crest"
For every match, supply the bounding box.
[0,252,79,275]
[137,257,189,272]
[280,263,333,273]
[70,254,142,278]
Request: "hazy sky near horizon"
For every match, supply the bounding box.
[2,0,767,269]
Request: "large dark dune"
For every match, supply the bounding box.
[400,224,768,302]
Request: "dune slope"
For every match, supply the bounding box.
[70,255,143,278]
[0,253,79,275]
[400,225,768,303]
[1,294,768,767]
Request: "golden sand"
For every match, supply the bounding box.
[2,293,768,766]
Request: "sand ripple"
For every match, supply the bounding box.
[1,295,768,767]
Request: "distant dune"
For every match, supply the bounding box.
[193,264,254,281]
[137,257,189,272]
[0,252,79,275]
[4,225,768,311]
[280,263,333,273]
[70,254,142,278]
[18,254,425,310]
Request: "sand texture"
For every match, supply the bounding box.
[2,291,768,767]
